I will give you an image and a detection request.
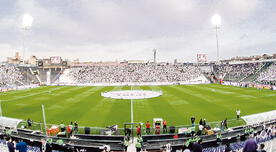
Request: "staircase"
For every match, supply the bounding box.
[29,68,41,84]
[52,69,65,83]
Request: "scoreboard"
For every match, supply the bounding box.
[50,56,62,64]
[197,54,207,63]
[37,56,67,68]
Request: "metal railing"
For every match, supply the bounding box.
[17,118,245,136]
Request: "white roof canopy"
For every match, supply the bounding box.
[0,116,22,129]
[242,110,276,125]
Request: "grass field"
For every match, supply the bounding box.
[1,84,276,128]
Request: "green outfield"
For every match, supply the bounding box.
[1,84,275,128]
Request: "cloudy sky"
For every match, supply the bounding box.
[0,0,275,62]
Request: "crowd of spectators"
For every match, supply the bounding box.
[257,63,276,83]
[213,62,264,81]
[2,62,276,87]
[0,65,23,87]
[68,63,202,83]
[178,124,276,152]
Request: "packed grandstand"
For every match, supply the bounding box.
[1,59,276,88]
[0,55,276,152]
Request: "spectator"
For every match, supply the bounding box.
[66,122,73,137]
[224,143,233,152]
[224,118,228,129]
[243,135,258,152]
[27,118,32,128]
[203,119,206,127]
[163,120,167,133]
[198,124,204,135]
[199,118,203,126]
[146,121,151,134]
[191,116,196,126]
[123,136,129,152]
[216,132,222,144]
[136,126,141,136]
[6,136,15,152]
[135,139,142,152]
[221,120,225,131]
[101,145,110,152]
[236,109,241,119]
[15,139,27,152]
[40,138,52,152]
[191,139,203,152]
[74,121,78,134]
[258,143,266,152]
[182,139,190,152]
[173,134,178,139]
[125,128,131,137]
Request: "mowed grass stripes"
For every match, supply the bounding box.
[0,84,275,127]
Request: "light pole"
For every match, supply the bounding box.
[211,14,221,62]
[22,14,33,64]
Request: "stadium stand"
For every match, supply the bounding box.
[0,65,64,87]
[213,62,264,82]
[68,63,202,83]
[0,140,40,152]
[2,61,276,87]
[257,62,276,84]
[202,138,275,152]
[1,59,276,151]
[0,65,23,87]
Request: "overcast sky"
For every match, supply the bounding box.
[0,0,275,62]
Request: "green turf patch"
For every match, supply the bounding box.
[1,84,275,128]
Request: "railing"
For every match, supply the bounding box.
[17,118,245,136]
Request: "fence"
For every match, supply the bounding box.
[16,118,245,136]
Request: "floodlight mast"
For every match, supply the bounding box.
[22,14,33,64]
[211,14,221,62]
[215,25,219,62]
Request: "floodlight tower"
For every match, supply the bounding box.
[211,14,221,62]
[22,14,33,64]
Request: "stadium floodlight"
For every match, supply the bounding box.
[22,14,33,29]
[211,14,221,62]
[211,14,221,27]
[21,13,33,66]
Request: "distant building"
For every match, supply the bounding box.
[126,60,146,63]
[15,52,21,60]
[27,56,37,65]
[7,52,22,64]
